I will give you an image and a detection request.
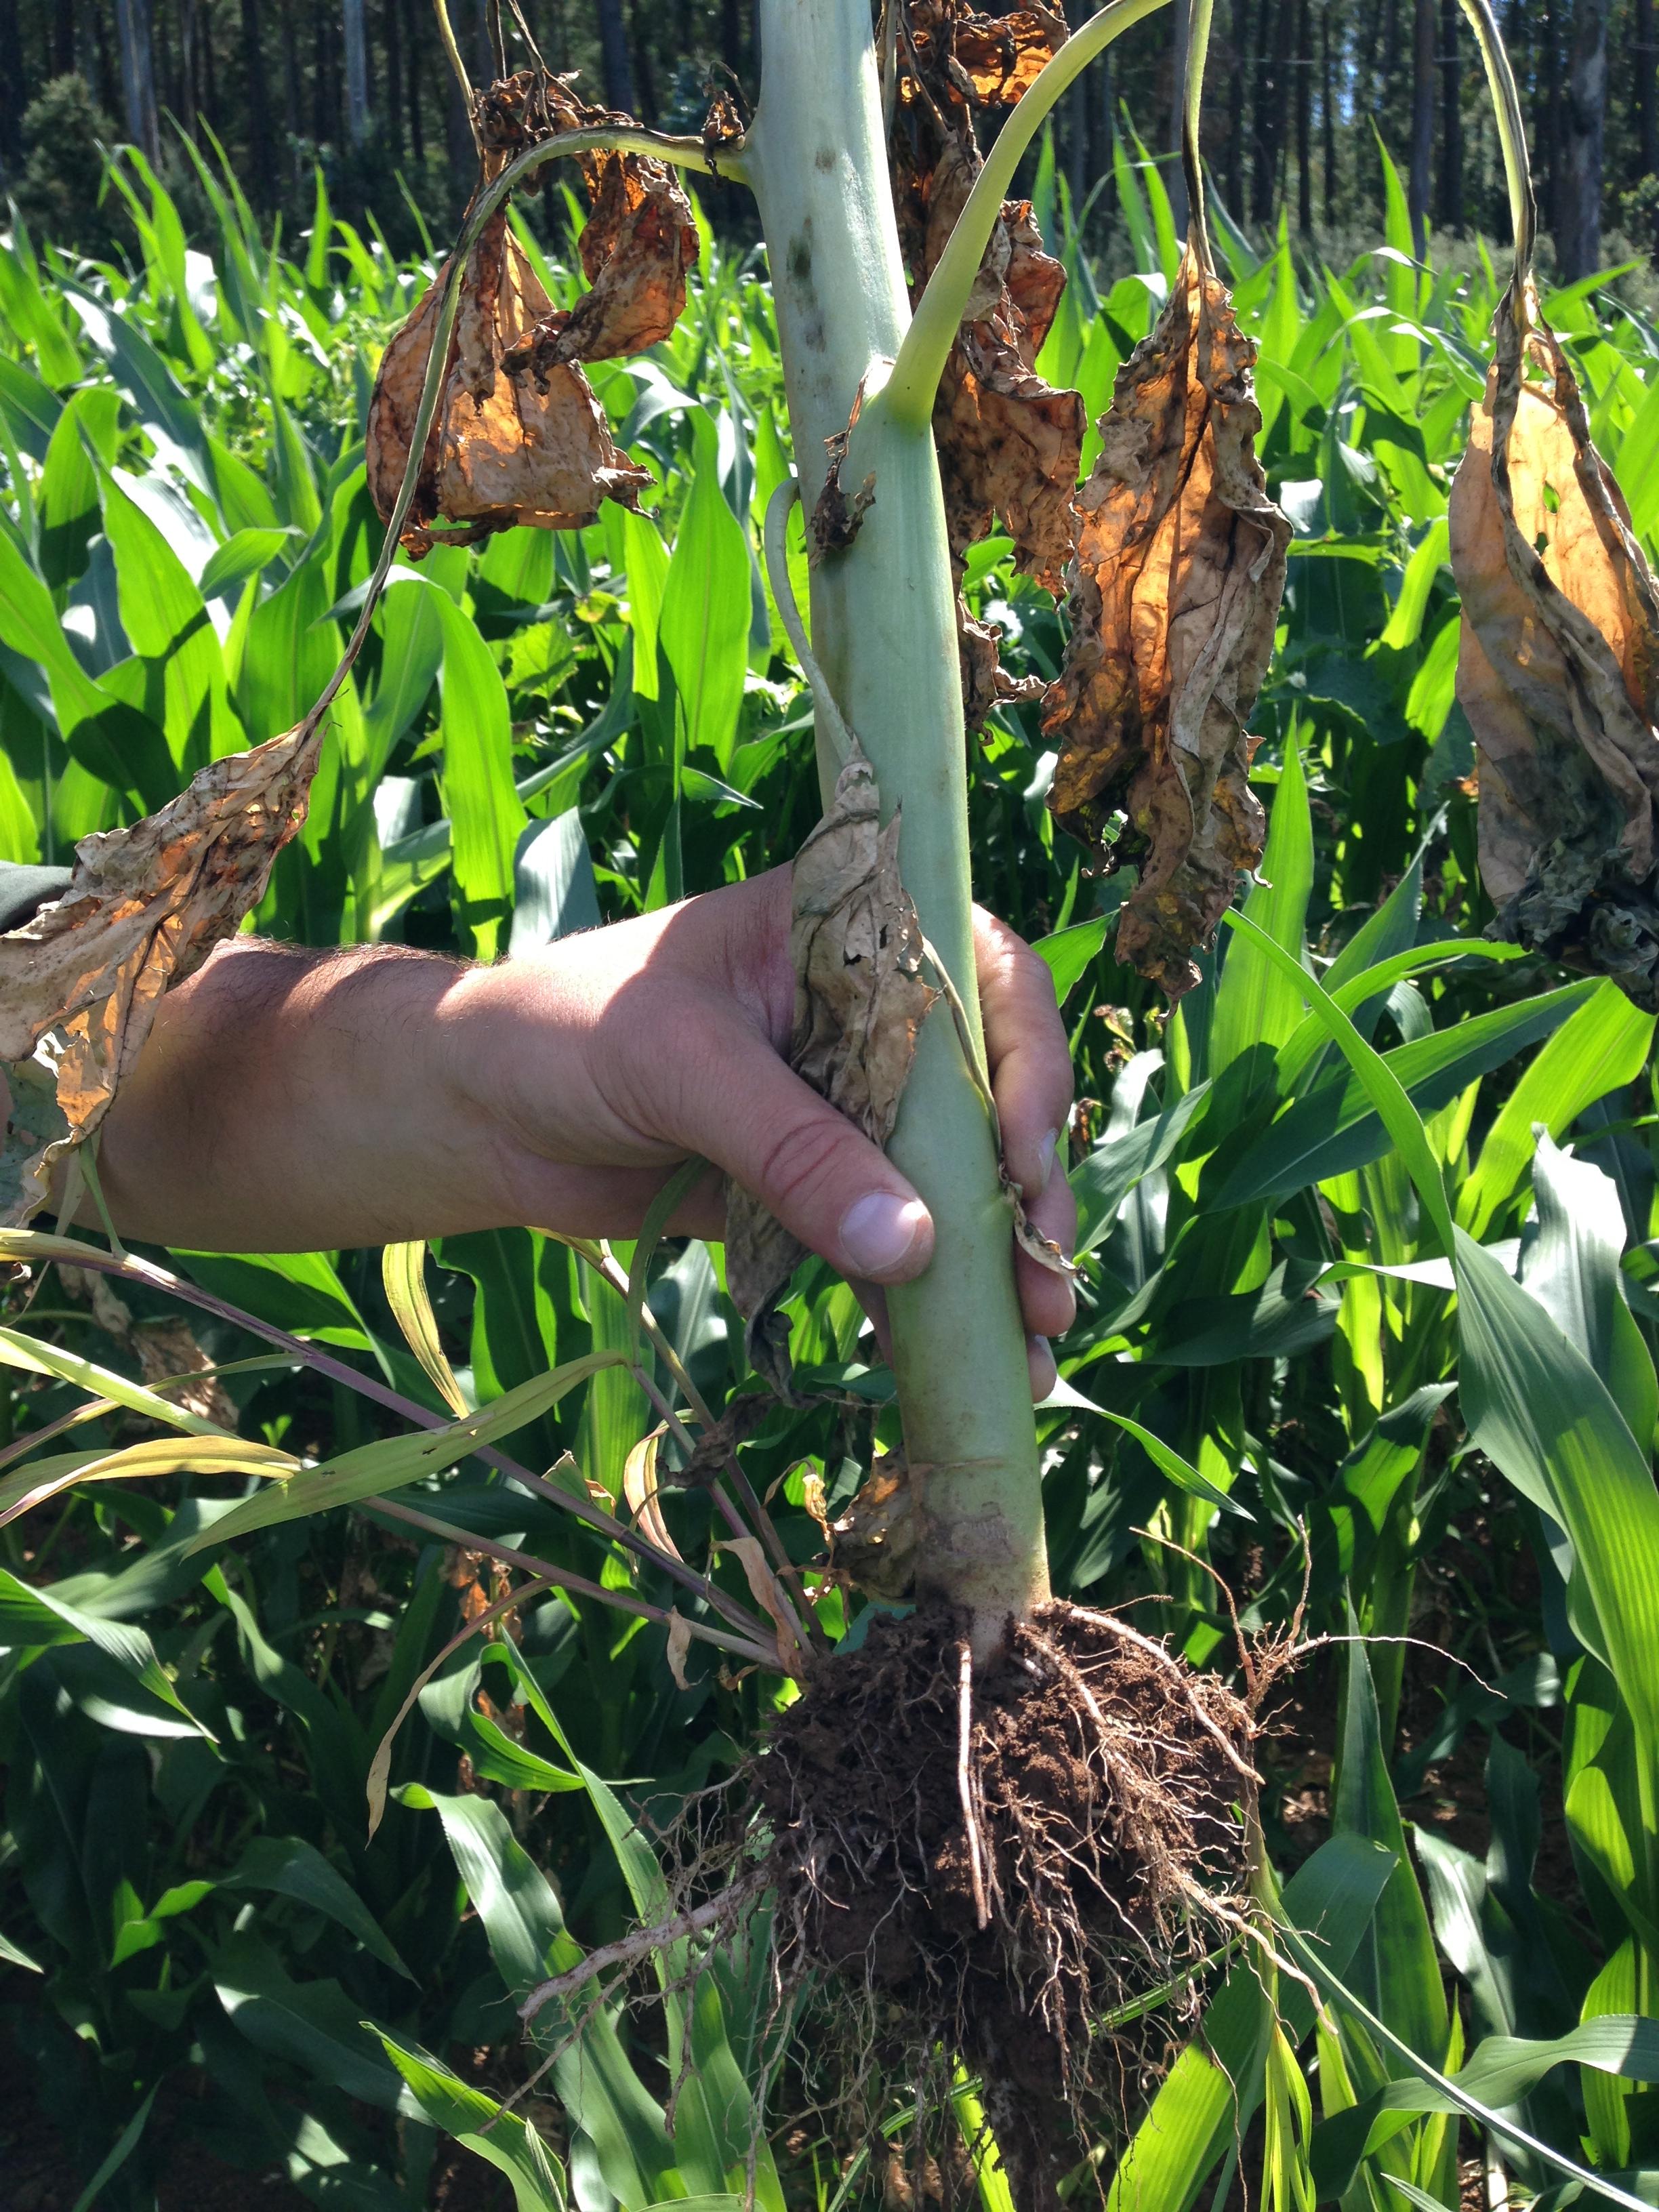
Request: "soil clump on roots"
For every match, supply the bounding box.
[757,1601,1258,2211]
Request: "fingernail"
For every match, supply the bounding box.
[840,1191,930,1277]
[1038,1128,1061,1191]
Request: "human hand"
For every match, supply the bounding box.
[453,866,1077,1396]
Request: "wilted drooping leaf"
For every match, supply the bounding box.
[1043,244,1290,997]
[1448,290,1659,1007]
[888,3,1080,731]
[726,747,939,1395]
[367,209,649,558]
[365,67,701,558]
[0,722,324,1223]
[502,147,699,378]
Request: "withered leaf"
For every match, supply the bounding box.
[1448,289,1659,1006]
[503,150,699,377]
[0,721,324,1224]
[367,66,701,558]
[888,9,1081,729]
[726,745,939,1396]
[900,1,1063,109]
[809,389,876,565]
[830,1452,920,1602]
[367,208,649,558]
[1042,242,1291,997]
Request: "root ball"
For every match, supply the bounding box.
[757,1600,1258,2209]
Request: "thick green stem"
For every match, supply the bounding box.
[747,0,1048,1651]
[1453,0,1536,298]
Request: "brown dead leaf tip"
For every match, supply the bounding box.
[0,721,324,1225]
[1449,287,1659,1008]
[888,4,1080,732]
[1042,243,1290,998]
[366,67,700,558]
[726,745,939,1396]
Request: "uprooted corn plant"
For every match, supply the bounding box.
[7,0,1659,2207]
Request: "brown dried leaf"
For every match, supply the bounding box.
[367,209,649,558]
[809,387,876,565]
[1448,289,1659,1005]
[0,722,324,1224]
[504,153,699,377]
[901,1,1063,109]
[725,745,939,1395]
[830,1452,920,1602]
[888,12,1081,724]
[1042,243,1290,997]
[719,1533,800,1665]
[621,1422,682,1563]
[665,1610,694,1691]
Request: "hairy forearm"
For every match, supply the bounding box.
[89,939,516,1252]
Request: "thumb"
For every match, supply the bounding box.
[680,1022,933,1284]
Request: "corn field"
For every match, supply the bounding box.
[5,3,1659,2208]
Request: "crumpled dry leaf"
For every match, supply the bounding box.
[809,388,877,565]
[888,9,1080,731]
[367,209,650,558]
[1448,287,1659,1006]
[503,149,699,378]
[726,745,939,1396]
[665,1610,694,1691]
[829,1452,920,1601]
[1042,242,1291,997]
[0,722,324,1225]
[899,1,1063,111]
[621,1423,682,1562]
[366,66,699,559]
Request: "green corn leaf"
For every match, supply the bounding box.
[1209,729,1314,1075]
[377,2033,569,2212]
[0,1567,211,1736]
[1104,1834,1396,2212]
[434,587,528,960]
[659,409,751,773]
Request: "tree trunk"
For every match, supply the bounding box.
[1558,0,1608,280]
[1408,0,1433,259]
[344,0,369,143]
[383,0,403,157]
[1322,0,1338,223]
[1250,0,1279,221]
[628,0,658,123]
[1169,0,1190,236]
[1437,0,1462,230]
[1637,0,1658,180]
[1226,0,1246,220]
[404,0,424,161]
[1295,0,1312,233]
[594,0,635,112]
[239,0,275,202]
[1541,1,1562,239]
[52,0,75,79]
[113,0,160,159]
[0,0,22,182]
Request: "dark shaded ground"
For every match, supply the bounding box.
[0,2016,510,2211]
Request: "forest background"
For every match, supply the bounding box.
[1,0,1655,287]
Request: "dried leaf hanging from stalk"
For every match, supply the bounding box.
[366,67,699,559]
[1042,243,1291,998]
[726,746,939,1397]
[886,2,1080,732]
[0,721,325,1225]
[1448,286,1659,1007]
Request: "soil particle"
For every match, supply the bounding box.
[758,1601,1256,2211]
